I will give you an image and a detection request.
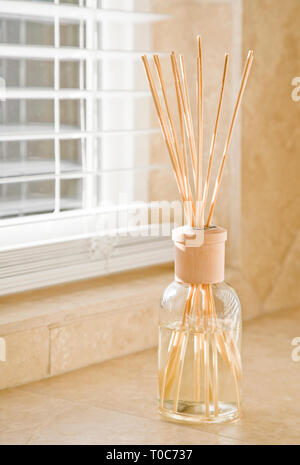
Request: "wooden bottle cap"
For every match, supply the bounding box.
[173,225,227,284]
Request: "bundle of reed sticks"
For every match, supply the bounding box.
[142,38,253,419]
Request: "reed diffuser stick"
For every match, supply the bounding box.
[196,36,204,227]
[202,53,228,216]
[179,54,198,185]
[170,52,197,181]
[153,55,183,175]
[170,55,194,225]
[206,50,254,226]
[171,55,188,177]
[153,55,195,225]
[141,55,190,223]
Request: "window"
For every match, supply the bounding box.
[0,0,173,295]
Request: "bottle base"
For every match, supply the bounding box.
[159,401,239,424]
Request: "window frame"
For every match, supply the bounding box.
[0,0,172,296]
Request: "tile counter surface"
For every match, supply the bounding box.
[0,307,299,445]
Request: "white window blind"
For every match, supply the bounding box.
[0,0,173,295]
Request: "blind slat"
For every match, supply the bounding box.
[0,127,160,142]
[0,44,161,60]
[2,88,152,99]
[0,1,167,24]
[0,165,170,184]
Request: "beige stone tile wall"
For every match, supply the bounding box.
[242,0,300,315]
[0,328,49,389]
[0,265,173,389]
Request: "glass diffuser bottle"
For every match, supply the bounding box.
[141,37,253,425]
[158,225,242,423]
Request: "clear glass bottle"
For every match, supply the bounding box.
[158,226,242,424]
